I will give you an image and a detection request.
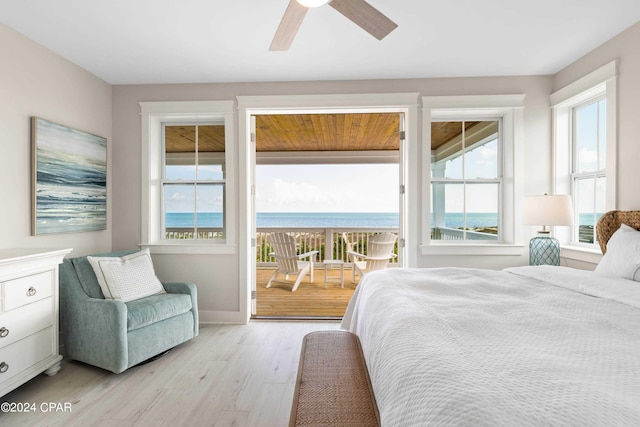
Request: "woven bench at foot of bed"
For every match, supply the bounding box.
[289,330,380,427]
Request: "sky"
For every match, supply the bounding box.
[255,164,399,213]
[435,138,499,213]
[574,99,606,216]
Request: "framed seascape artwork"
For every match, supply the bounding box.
[31,117,107,235]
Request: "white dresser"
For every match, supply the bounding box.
[0,248,72,398]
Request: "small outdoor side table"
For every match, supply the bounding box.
[323,260,345,288]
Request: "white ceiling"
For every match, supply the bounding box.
[1,0,640,85]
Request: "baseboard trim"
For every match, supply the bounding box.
[198,309,247,324]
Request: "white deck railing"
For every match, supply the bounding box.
[256,227,399,265]
[165,228,224,240]
[165,226,497,259]
[431,227,498,241]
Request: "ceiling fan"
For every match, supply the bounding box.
[270,0,398,51]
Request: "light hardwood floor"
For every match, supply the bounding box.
[0,321,339,427]
[255,267,359,317]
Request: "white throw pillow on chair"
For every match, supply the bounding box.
[87,248,166,302]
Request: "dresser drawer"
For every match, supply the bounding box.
[0,298,53,349]
[2,271,52,311]
[0,327,54,386]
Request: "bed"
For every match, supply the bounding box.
[341,210,640,426]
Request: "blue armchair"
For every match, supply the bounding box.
[59,250,198,373]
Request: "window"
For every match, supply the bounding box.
[552,60,617,249]
[140,101,235,254]
[163,123,226,240]
[572,98,606,244]
[422,94,525,255]
[431,120,501,241]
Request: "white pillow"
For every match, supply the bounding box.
[87,249,166,302]
[595,224,640,281]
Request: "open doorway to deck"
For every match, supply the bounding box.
[252,112,404,318]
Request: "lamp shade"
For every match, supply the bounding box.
[296,0,330,7]
[522,194,574,226]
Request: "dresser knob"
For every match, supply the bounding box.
[0,327,8,338]
[0,362,8,374]
[26,287,37,297]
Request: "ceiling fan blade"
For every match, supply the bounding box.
[329,0,397,40]
[270,0,309,51]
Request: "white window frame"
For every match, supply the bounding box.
[430,119,503,241]
[421,95,525,256]
[162,121,227,241]
[552,61,617,261]
[140,101,236,254]
[571,96,607,246]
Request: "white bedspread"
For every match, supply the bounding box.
[341,266,640,426]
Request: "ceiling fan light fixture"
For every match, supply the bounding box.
[296,0,330,8]
[271,0,396,51]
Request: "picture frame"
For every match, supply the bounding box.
[31,117,107,235]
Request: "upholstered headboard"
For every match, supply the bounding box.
[596,210,640,254]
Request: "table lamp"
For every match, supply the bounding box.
[522,194,573,266]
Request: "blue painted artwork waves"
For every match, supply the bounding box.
[34,118,107,234]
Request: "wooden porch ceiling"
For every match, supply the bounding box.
[255,113,400,152]
[164,125,225,153]
[430,121,479,150]
[163,114,472,153]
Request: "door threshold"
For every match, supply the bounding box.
[252,315,342,322]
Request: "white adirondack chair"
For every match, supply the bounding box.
[266,232,319,292]
[345,232,397,283]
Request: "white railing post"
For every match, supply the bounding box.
[325,228,334,261]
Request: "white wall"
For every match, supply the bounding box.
[0,22,112,256]
[112,76,552,322]
[5,15,638,322]
[554,21,640,269]
[554,22,640,211]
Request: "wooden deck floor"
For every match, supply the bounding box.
[255,266,360,318]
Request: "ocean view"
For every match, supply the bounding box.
[167,212,496,228]
[166,212,400,228]
[257,212,399,228]
[165,212,601,229]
